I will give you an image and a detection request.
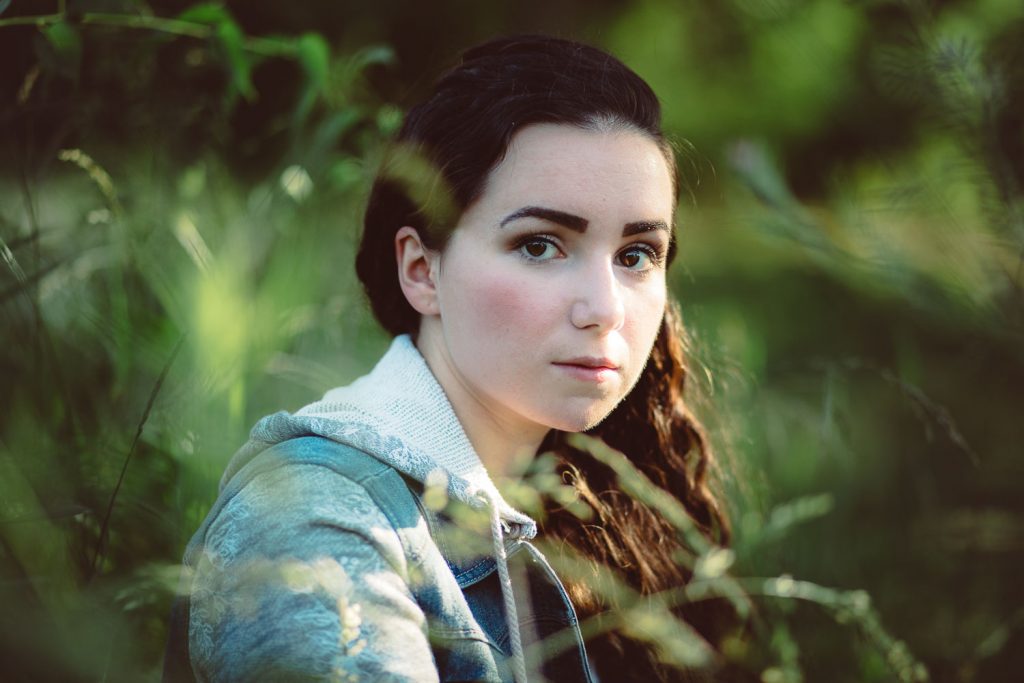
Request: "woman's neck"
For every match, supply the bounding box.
[413,329,548,481]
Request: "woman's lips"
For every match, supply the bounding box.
[552,362,619,382]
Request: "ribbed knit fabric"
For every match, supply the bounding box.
[226,334,537,539]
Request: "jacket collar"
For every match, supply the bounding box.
[230,334,537,541]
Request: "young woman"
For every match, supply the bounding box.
[164,35,733,683]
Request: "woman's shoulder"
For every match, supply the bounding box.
[225,435,413,498]
[184,436,445,681]
[188,436,430,572]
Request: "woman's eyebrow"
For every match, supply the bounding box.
[499,206,669,237]
[499,206,588,232]
[623,220,669,237]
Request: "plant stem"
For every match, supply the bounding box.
[81,13,211,40]
[88,334,186,581]
[0,13,62,27]
[0,12,296,57]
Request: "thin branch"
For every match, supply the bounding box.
[0,13,63,27]
[16,156,83,447]
[0,12,297,57]
[841,358,981,468]
[80,13,213,40]
[0,258,63,306]
[88,333,186,580]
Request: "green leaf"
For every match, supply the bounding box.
[177,2,233,26]
[36,21,82,79]
[375,105,402,135]
[44,21,81,55]
[297,33,330,91]
[176,4,257,104]
[214,19,254,102]
[255,33,296,56]
[350,44,395,71]
[292,33,330,124]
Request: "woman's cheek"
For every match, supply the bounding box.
[467,269,553,337]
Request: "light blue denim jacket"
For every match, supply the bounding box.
[163,336,596,682]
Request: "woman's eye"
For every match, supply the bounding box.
[618,245,659,270]
[518,238,560,261]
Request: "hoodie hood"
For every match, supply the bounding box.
[222,334,538,542]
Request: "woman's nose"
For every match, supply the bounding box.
[570,260,625,332]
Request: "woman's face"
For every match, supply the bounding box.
[422,123,674,438]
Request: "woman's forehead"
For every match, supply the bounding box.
[474,123,676,219]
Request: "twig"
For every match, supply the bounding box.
[0,258,64,305]
[0,11,297,57]
[88,334,186,580]
[839,358,981,467]
[0,13,63,28]
[15,157,83,447]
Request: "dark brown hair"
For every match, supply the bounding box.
[357,35,733,681]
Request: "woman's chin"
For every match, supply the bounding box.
[543,401,618,434]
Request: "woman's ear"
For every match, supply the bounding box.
[395,226,441,316]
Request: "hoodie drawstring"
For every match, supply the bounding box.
[478,488,528,683]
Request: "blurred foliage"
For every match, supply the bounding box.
[1,0,1022,681]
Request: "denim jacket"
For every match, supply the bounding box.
[164,436,595,682]
[163,335,596,681]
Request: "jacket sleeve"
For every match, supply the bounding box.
[188,462,440,682]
